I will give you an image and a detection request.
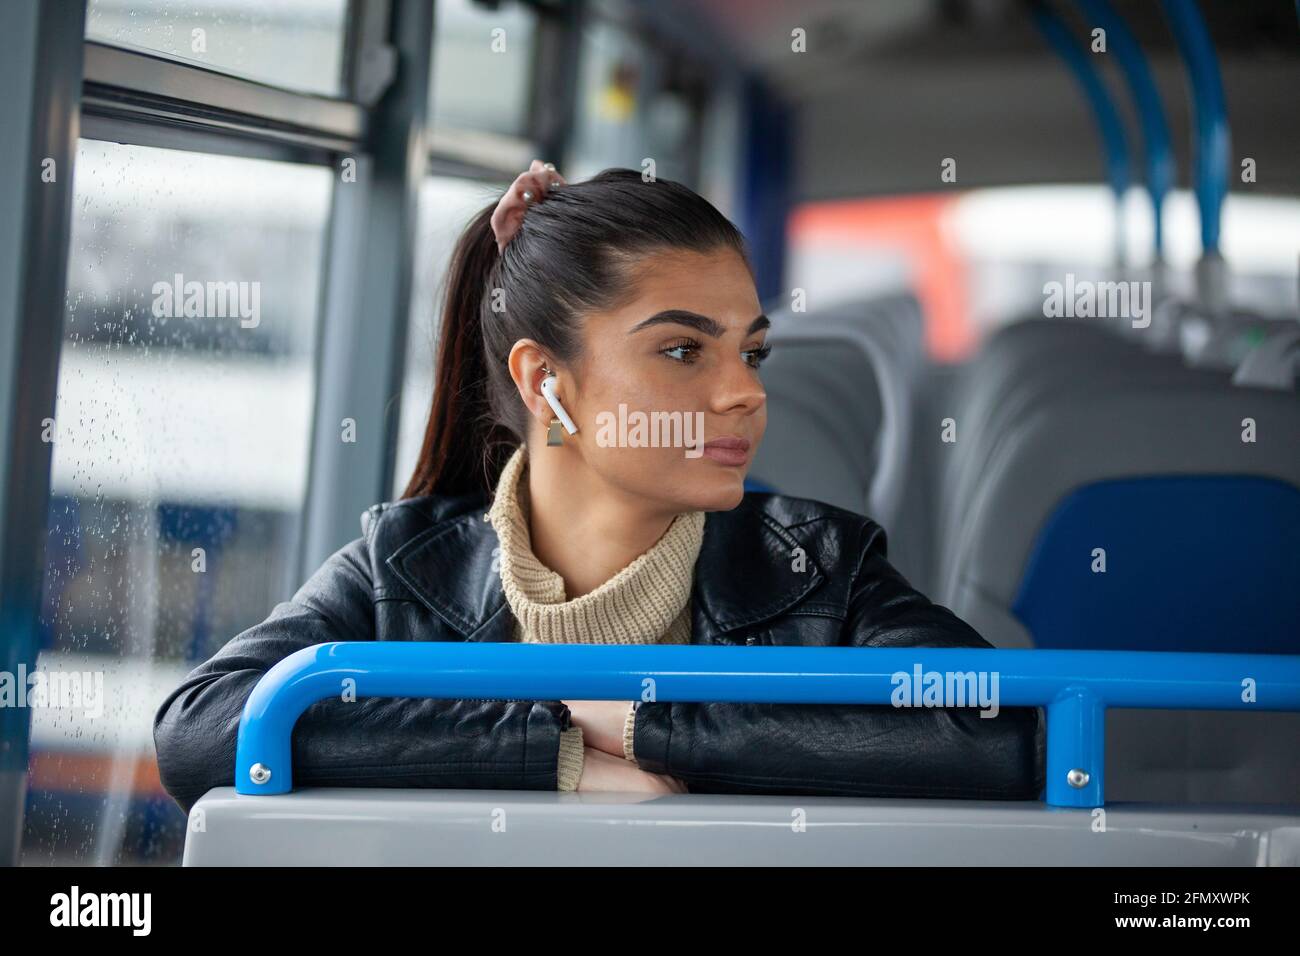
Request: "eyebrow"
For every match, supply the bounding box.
[629,310,770,338]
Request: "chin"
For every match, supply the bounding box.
[672,463,748,512]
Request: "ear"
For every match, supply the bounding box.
[506,338,560,426]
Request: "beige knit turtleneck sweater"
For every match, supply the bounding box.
[486,444,704,790]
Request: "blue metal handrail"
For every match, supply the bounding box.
[1162,0,1229,256]
[234,643,1300,808]
[1031,1,1131,265]
[1076,0,1174,259]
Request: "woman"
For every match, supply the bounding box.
[154,162,1043,814]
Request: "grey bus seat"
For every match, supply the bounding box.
[755,295,928,581]
[944,381,1300,803]
[799,295,932,583]
[939,359,1232,602]
[748,330,883,517]
[937,320,1136,576]
[937,319,1202,599]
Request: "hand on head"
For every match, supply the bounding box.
[490,159,567,253]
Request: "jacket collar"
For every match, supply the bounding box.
[385,500,825,643]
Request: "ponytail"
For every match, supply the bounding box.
[401,206,513,498]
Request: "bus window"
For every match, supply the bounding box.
[428,0,538,142]
[85,0,349,97]
[568,6,708,186]
[26,141,332,864]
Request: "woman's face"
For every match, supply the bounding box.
[565,247,769,514]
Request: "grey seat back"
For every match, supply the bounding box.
[756,295,928,578]
[946,380,1300,803]
[748,330,882,516]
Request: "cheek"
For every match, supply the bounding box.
[577,366,705,476]
[575,364,656,450]
[570,355,760,511]
[576,357,686,418]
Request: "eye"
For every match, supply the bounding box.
[660,337,702,364]
[742,343,772,369]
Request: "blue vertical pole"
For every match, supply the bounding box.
[1045,688,1105,807]
[1076,0,1174,260]
[1031,2,1132,266]
[737,76,792,307]
[1161,0,1229,257]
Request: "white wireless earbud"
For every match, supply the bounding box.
[540,373,578,435]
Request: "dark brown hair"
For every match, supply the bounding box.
[401,168,750,499]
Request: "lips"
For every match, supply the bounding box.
[702,435,751,466]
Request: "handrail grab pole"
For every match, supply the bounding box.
[1161,0,1231,313]
[1075,0,1175,265]
[233,643,1300,809]
[1030,0,1132,268]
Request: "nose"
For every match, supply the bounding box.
[709,356,766,419]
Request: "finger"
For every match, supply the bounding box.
[490,196,526,252]
[489,207,512,253]
[525,171,549,199]
[508,172,545,206]
[529,158,565,179]
[523,170,560,200]
[509,171,538,202]
[527,161,561,193]
[523,164,565,196]
[542,161,566,187]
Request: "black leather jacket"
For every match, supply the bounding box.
[154,491,1045,814]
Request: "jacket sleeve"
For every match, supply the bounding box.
[629,522,1046,800]
[152,537,575,815]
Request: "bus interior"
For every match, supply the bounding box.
[1,0,1298,869]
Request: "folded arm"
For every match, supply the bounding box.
[152,539,575,815]
[628,522,1046,800]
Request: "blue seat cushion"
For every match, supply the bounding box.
[1012,475,1300,654]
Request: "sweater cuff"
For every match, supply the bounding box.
[623,702,638,763]
[557,727,585,791]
